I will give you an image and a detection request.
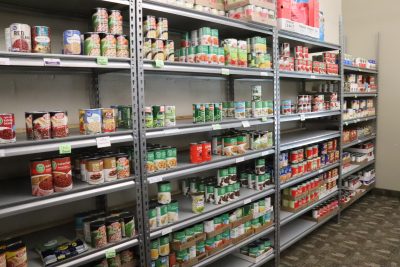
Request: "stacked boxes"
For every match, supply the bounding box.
[225,0,277,26]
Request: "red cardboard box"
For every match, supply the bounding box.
[277,0,291,19]
[291,0,309,25]
[308,0,320,27]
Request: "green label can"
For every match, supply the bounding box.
[167,200,179,223]
[118,105,132,129]
[166,147,177,169]
[84,32,100,56]
[227,101,235,118]
[196,240,205,255]
[152,105,165,128]
[173,230,186,243]
[146,150,155,174]
[192,104,205,123]
[217,168,229,186]
[164,105,176,127]
[205,103,215,122]
[205,183,215,203]
[222,102,229,118]
[194,223,204,235]
[154,148,166,171]
[252,101,263,118]
[176,249,188,262]
[214,103,222,121]
[245,101,252,118]
[228,166,237,184]
[223,136,237,156]
[148,205,157,230]
[145,106,153,128]
[100,33,116,57]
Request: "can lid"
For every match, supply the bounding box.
[90,219,106,228]
[105,215,120,223]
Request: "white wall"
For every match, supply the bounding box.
[320,0,342,45]
[343,0,399,191]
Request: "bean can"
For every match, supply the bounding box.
[145,106,153,128]
[164,105,176,127]
[152,105,165,128]
[100,33,116,57]
[154,148,167,171]
[212,136,222,155]
[51,157,73,192]
[144,15,157,38]
[31,112,51,140]
[90,220,107,248]
[86,158,104,184]
[223,136,237,156]
[92,8,109,33]
[116,34,129,58]
[30,159,54,196]
[63,30,81,55]
[10,23,31,52]
[166,147,177,169]
[144,38,152,59]
[32,26,51,53]
[193,104,205,123]
[205,103,215,122]
[214,103,222,121]
[164,40,174,62]
[108,10,123,34]
[103,156,117,181]
[106,216,122,243]
[84,32,101,56]
[146,150,155,173]
[0,113,16,143]
[168,200,179,223]
[201,141,212,162]
[50,111,69,138]
[116,153,130,178]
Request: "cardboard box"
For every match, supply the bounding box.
[291,0,309,25]
[277,18,319,38]
[195,0,224,10]
[308,0,320,27]
[277,0,291,19]
[225,0,276,10]
[240,7,277,26]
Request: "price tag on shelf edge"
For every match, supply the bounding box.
[96,136,111,148]
[244,198,252,205]
[163,128,180,135]
[148,176,163,184]
[261,117,268,122]
[0,57,10,65]
[96,56,108,65]
[261,150,270,156]
[161,227,172,236]
[59,144,72,154]
[260,72,269,77]
[154,60,164,68]
[0,150,4,157]
[105,249,116,259]
[300,114,306,121]
[236,157,245,163]
[221,68,230,75]
[242,121,250,128]
[311,75,316,79]
[43,58,61,66]
[212,124,222,130]
[318,169,323,174]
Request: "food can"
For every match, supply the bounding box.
[116,34,129,58]
[187,46,195,63]
[164,40,174,62]
[84,32,101,56]
[193,104,205,123]
[92,8,109,33]
[103,156,117,181]
[154,148,167,171]
[32,26,51,53]
[166,147,177,169]
[158,182,171,205]
[181,32,190,48]
[5,243,27,267]
[116,153,130,178]
[217,168,228,186]
[212,136,222,155]
[148,203,157,230]
[237,134,247,154]
[234,101,246,119]
[228,166,237,184]
[120,249,134,264]
[100,33,116,57]
[86,158,104,184]
[205,183,215,203]
[152,105,165,128]
[0,113,16,143]
[218,47,225,65]
[51,157,73,192]
[195,45,208,64]
[192,192,205,214]
[168,200,179,223]
[23,112,33,139]
[176,249,188,263]
[201,141,212,162]
[157,204,169,226]
[245,101,252,118]
[106,216,123,243]
[101,108,116,133]
[117,105,132,129]
[144,38,152,59]
[227,101,235,118]
[90,220,107,248]
[223,136,237,156]
[145,106,153,128]
[252,85,262,101]
[120,212,135,238]
[10,23,31,52]
[49,111,69,138]
[204,103,215,122]
[252,101,263,118]
[144,15,156,38]
[146,149,155,174]
[190,143,203,164]
[152,39,164,60]
[214,186,225,205]
[84,109,102,134]
[63,30,81,55]
[31,112,51,140]
[30,159,54,196]
[108,10,123,34]
[159,236,170,257]
[150,239,159,261]
[156,17,168,40]
[164,105,176,127]
[213,103,222,121]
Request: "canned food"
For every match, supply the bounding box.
[106,216,122,243]
[144,15,156,38]
[204,103,215,122]
[5,243,27,267]
[212,136,222,155]
[148,203,157,230]
[152,105,165,128]
[0,113,16,143]
[52,157,73,192]
[223,136,237,156]
[32,26,51,53]
[103,156,117,181]
[235,101,246,119]
[164,105,176,127]
[214,103,222,121]
[84,109,102,134]
[166,147,177,169]
[30,159,53,196]
[50,111,69,138]
[159,236,170,257]
[190,143,203,164]
[201,142,212,162]
[168,200,179,223]
[116,153,130,178]
[100,33,116,57]
[90,220,107,248]
[146,150,155,173]
[31,112,51,140]
[157,204,168,226]
[92,8,109,33]
[86,158,104,184]
[63,30,81,55]
[84,32,101,56]
[10,23,31,52]
[158,182,171,205]
[193,104,205,123]
[192,192,205,214]
[154,148,167,171]
[101,108,116,133]
[156,17,168,40]
[117,105,132,129]
[116,34,129,58]
[152,39,164,60]
[108,10,123,34]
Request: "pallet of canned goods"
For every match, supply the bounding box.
[146,144,178,174]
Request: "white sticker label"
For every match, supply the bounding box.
[261,150,270,156]
[318,169,323,174]
[96,136,111,148]
[212,124,222,130]
[43,58,61,66]
[242,121,250,128]
[163,128,180,135]
[0,149,4,157]
[236,157,245,163]
[300,114,306,121]
[221,68,230,75]
[244,198,252,205]
[0,57,10,65]
[311,75,316,79]
[344,122,348,126]
[260,72,269,77]
[161,227,172,236]
[358,139,362,143]
[148,176,163,184]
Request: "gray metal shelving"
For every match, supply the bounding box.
[343,93,378,98]
[279,71,341,81]
[280,110,340,122]
[343,115,377,126]
[343,65,378,74]
[280,130,341,151]
[342,134,376,149]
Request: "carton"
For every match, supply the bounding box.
[195,0,225,10]
[225,0,276,10]
[277,0,291,19]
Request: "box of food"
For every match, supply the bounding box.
[225,0,276,10]
[195,0,225,10]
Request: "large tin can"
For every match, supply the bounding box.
[32,26,51,53]
[92,7,109,33]
[108,10,123,35]
[100,33,116,57]
[31,112,51,140]
[144,38,152,59]
[144,15,156,38]
[63,30,81,55]
[156,17,168,40]
[84,32,100,56]
[52,156,73,192]
[0,113,16,143]
[49,111,69,138]
[116,34,129,58]
[84,109,102,134]
[164,40,174,62]
[30,159,54,196]
[192,104,205,123]
[101,108,116,133]
[190,143,203,164]
[118,105,132,129]
[10,23,31,52]
[152,39,164,60]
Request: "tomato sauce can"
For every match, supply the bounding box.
[86,158,104,184]
[116,153,130,179]
[30,112,51,140]
[10,23,31,52]
[201,141,212,162]
[92,8,109,33]
[100,33,116,57]
[30,159,54,196]
[32,26,51,53]
[0,113,16,143]
[84,32,100,56]
[116,34,129,58]
[101,108,116,133]
[108,10,123,35]
[190,143,203,164]
[290,150,298,164]
[52,157,73,192]
[306,147,313,159]
[49,111,69,138]
[312,145,318,158]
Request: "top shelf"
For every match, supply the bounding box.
[278,30,341,52]
[343,65,378,74]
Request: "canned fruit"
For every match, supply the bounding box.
[10,23,31,52]
[0,113,16,143]
[63,30,81,55]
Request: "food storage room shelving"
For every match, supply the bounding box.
[0,0,379,267]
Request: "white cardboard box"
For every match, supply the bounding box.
[277,18,320,39]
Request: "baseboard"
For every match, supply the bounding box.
[371,188,400,197]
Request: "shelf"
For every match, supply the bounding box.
[280,190,338,226]
[342,159,375,179]
[25,223,138,267]
[280,130,341,151]
[343,65,378,74]
[280,211,337,252]
[280,162,340,190]
[142,0,273,36]
[150,186,275,239]
[147,148,275,184]
[0,52,130,71]
[0,129,133,158]
[143,60,274,77]
[278,31,341,52]
[342,135,376,149]
[343,116,377,126]
[146,117,274,139]
[280,110,341,122]
[210,250,275,267]
[340,182,375,212]
[0,178,135,219]
[192,225,275,267]
[279,71,341,81]
[343,93,378,98]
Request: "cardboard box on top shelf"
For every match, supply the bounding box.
[290,0,309,25]
[277,0,291,19]
[277,18,319,38]
[195,0,224,10]
[308,0,319,27]
[225,0,276,11]
[241,7,277,26]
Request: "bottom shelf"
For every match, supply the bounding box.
[340,182,375,212]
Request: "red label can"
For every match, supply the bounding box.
[298,162,304,175]
[0,113,16,143]
[291,164,298,177]
[312,145,318,158]
[50,111,69,138]
[201,141,212,162]
[52,157,73,192]
[190,143,203,164]
[30,159,54,196]
[290,150,298,164]
[306,147,313,159]
[31,112,51,140]
[297,149,304,162]
[306,160,312,172]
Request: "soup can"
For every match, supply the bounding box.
[10,23,31,52]
[49,111,69,138]
[92,7,109,33]
[32,26,51,53]
[63,30,81,55]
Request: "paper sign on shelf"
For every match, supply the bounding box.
[148,176,163,184]
[96,136,111,148]
[0,58,10,65]
[161,227,172,236]
[96,56,108,65]
[212,124,222,130]
[163,129,180,135]
[244,198,252,205]
[154,60,164,68]
[59,144,72,154]
[44,58,61,66]
[261,150,270,156]
[221,68,230,75]
[242,121,250,128]
[310,75,316,79]
[260,72,269,77]
[300,114,306,121]
[236,157,245,163]
[261,117,268,122]
[105,249,116,259]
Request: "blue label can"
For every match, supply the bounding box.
[63,30,81,55]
